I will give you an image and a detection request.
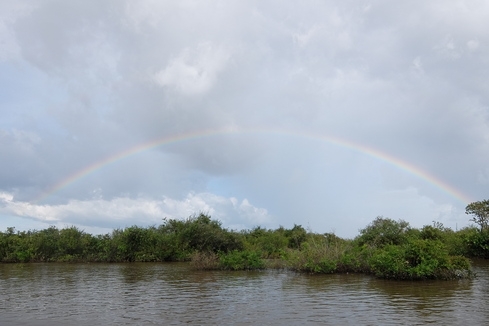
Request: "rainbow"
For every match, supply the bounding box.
[32,127,473,205]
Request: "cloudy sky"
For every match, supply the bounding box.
[1,0,488,238]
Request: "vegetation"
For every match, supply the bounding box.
[466,199,489,231]
[6,200,489,280]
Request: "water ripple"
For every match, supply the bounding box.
[1,262,489,325]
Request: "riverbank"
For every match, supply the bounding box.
[0,214,483,280]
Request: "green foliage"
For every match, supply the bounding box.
[158,213,244,260]
[420,225,445,241]
[219,250,265,270]
[337,245,371,273]
[442,230,467,256]
[460,227,489,258]
[108,226,158,262]
[284,225,307,249]
[0,214,244,263]
[57,226,97,262]
[287,233,352,273]
[466,199,489,231]
[356,217,411,247]
[242,225,308,258]
[32,226,60,261]
[459,199,489,258]
[0,215,476,280]
[369,244,408,279]
[243,227,288,258]
[368,238,471,280]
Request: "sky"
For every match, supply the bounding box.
[1,0,488,238]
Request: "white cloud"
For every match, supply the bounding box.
[0,1,34,61]
[0,191,272,231]
[154,42,230,95]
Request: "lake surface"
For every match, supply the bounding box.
[1,260,488,325]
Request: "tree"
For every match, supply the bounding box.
[465,200,489,231]
[356,216,411,247]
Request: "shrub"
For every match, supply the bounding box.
[159,214,244,259]
[368,239,473,280]
[420,225,445,241]
[337,246,370,273]
[369,244,408,279]
[219,250,265,270]
[190,251,220,270]
[287,235,346,273]
[284,225,307,249]
[242,227,288,258]
[460,227,489,258]
[356,217,411,248]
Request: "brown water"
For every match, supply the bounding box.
[1,260,488,325]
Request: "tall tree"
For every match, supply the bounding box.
[466,200,489,231]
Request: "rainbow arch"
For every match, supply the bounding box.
[32,127,473,205]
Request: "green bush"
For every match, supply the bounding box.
[242,227,288,258]
[0,215,476,281]
[219,250,265,270]
[460,227,489,258]
[369,239,472,280]
[284,225,307,249]
[337,246,370,273]
[159,214,243,260]
[287,235,347,273]
[356,217,411,247]
[369,244,408,279]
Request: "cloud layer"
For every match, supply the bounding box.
[1,1,488,237]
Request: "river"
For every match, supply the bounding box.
[1,260,488,325]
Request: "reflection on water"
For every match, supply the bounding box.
[1,261,489,325]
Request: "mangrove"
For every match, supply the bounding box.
[1,212,486,280]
